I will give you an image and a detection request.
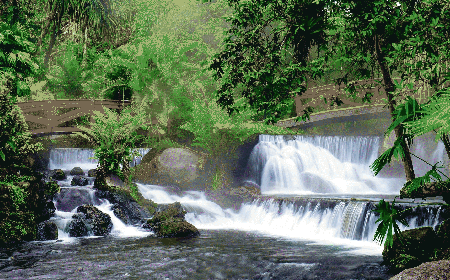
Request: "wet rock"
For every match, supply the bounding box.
[54,188,100,212]
[383,227,437,272]
[94,173,154,225]
[36,220,58,241]
[68,213,90,237]
[144,202,200,238]
[88,169,97,177]
[40,200,56,221]
[76,205,113,236]
[68,205,112,237]
[49,169,66,181]
[71,175,88,186]
[70,167,84,176]
[389,260,450,280]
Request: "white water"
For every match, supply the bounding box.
[246,135,406,195]
[50,168,152,243]
[136,183,442,255]
[49,148,151,171]
[47,138,446,254]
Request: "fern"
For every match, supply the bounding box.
[372,199,409,248]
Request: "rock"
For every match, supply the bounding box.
[95,187,153,225]
[88,169,97,177]
[383,227,438,271]
[389,260,450,280]
[36,221,58,241]
[71,175,89,186]
[54,188,101,212]
[437,218,450,247]
[76,205,113,236]
[152,148,206,189]
[68,205,112,237]
[70,167,84,176]
[49,169,66,181]
[68,213,90,237]
[400,181,450,202]
[208,185,261,211]
[144,202,200,238]
[40,200,56,221]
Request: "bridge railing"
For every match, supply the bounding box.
[16,99,159,137]
[294,78,445,116]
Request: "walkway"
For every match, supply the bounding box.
[16,99,157,137]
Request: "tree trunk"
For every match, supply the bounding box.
[441,133,450,178]
[374,35,416,182]
[43,21,59,69]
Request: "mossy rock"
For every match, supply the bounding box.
[390,254,422,272]
[437,219,450,247]
[383,227,437,265]
[145,202,199,238]
[156,218,200,238]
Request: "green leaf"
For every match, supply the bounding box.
[372,199,409,248]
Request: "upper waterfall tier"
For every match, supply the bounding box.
[246,135,405,195]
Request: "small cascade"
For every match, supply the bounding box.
[49,148,151,170]
[136,183,446,255]
[245,135,405,195]
[47,148,152,242]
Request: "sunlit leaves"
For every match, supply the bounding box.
[404,89,450,143]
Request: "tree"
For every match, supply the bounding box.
[209,0,330,125]
[37,0,118,69]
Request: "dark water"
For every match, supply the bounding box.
[0,230,394,280]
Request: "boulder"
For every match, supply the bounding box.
[383,227,438,271]
[36,220,58,241]
[49,169,66,181]
[68,213,90,237]
[390,260,450,280]
[88,169,97,177]
[133,147,207,189]
[95,174,154,225]
[144,202,200,238]
[76,205,113,236]
[71,175,89,186]
[68,205,112,237]
[157,148,205,186]
[70,167,84,176]
[54,188,101,212]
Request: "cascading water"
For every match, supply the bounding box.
[137,183,445,255]
[49,148,151,171]
[47,143,447,254]
[245,135,406,195]
[48,148,152,242]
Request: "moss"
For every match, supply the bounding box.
[0,211,36,245]
[44,181,60,197]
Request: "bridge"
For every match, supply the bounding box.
[276,78,440,129]
[16,77,443,137]
[16,99,159,138]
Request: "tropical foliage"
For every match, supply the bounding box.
[72,100,152,182]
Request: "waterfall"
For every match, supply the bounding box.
[137,183,446,255]
[49,148,151,170]
[245,135,406,195]
[48,148,152,242]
